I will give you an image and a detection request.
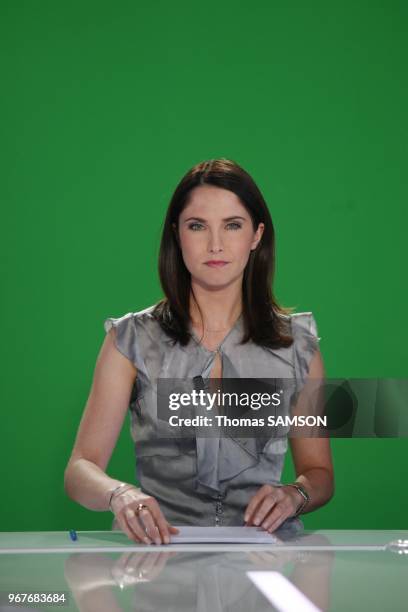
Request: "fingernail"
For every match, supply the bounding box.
[155,538,161,546]
[244,514,248,522]
[254,517,260,526]
[164,536,170,544]
[144,537,151,544]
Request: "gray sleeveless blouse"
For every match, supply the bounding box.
[104,305,320,534]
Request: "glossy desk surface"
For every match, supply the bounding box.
[0,530,407,611]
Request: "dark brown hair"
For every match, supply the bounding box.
[153,158,294,349]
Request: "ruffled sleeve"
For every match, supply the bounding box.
[291,312,321,391]
[104,312,143,369]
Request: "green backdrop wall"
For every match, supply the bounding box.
[1,0,407,532]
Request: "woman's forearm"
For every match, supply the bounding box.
[287,467,334,515]
[64,458,137,511]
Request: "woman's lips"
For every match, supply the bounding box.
[204,261,229,268]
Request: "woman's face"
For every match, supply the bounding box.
[176,185,264,290]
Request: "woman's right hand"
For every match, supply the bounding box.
[110,485,180,545]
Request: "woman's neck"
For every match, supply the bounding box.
[189,279,243,331]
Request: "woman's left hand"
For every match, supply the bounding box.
[243,484,303,533]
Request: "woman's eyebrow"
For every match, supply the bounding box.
[183,216,247,223]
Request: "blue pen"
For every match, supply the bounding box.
[69,529,78,541]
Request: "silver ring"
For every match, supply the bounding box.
[136,503,148,515]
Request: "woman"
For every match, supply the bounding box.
[64,158,334,545]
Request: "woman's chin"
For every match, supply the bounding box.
[191,274,242,292]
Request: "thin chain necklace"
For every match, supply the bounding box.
[191,314,242,349]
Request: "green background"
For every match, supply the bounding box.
[0,0,406,531]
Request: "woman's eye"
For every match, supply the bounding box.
[187,222,242,231]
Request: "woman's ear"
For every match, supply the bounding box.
[251,222,265,250]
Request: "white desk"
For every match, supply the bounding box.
[0,530,407,611]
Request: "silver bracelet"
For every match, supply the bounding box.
[108,483,135,511]
[285,483,310,517]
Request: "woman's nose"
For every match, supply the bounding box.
[208,231,223,253]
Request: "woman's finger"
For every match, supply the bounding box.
[250,494,279,526]
[262,491,298,531]
[113,491,179,544]
[141,500,176,544]
[136,507,161,544]
[117,510,149,544]
[124,508,153,544]
[244,485,272,524]
[264,506,286,532]
[148,504,173,544]
[137,506,162,544]
[116,513,138,543]
[247,487,279,525]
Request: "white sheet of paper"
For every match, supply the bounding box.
[170,526,280,544]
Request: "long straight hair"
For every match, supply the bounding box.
[153,158,294,349]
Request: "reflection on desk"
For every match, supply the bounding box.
[64,543,333,612]
[0,530,407,612]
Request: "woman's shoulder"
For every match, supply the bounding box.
[288,311,320,341]
[285,311,322,387]
[103,303,163,370]
[273,310,320,341]
[104,303,157,328]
